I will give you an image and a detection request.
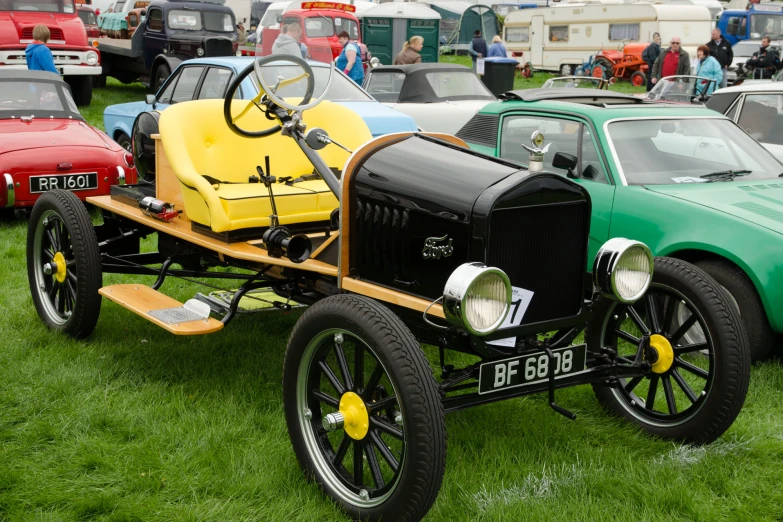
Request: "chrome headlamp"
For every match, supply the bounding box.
[593,238,654,304]
[443,263,512,336]
[85,50,99,65]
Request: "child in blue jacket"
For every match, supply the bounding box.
[25,25,58,74]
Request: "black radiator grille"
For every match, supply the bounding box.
[204,38,233,57]
[487,201,588,324]
[455,114,499,148]
[355,198,410,279]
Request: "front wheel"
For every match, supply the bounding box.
[27,190,102,339]
[65,76,93,106]
[152,63,171,92]
[631,71,647,87]
[283,295,446,522]
[588,257,750,444]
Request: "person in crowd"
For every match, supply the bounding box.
[707,28,732,89]
[271,22,303,57]
[468,29,487,71]
[25,25,58,74]
[651,36,690,84]
[746,36,779,79]
[641,32,661,91]
[237,21,247,47]
[694,45,723,96]
[487,35,508,57]
[393,36,423,65]
[336,31,364,85]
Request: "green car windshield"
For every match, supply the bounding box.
[606,118,783,184]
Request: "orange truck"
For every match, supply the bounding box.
[257,1,360,64]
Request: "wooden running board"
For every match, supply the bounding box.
[99,284,224,335]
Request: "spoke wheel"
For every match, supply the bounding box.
[27,190,102,339]
[284,295,445,522]
[588,257,750,444]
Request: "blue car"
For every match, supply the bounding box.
[103,57,418,150]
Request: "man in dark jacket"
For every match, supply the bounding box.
[746,36,779,79]
[641,32,661,91]
[651,36,691,84]
[707,28,733,88]
[468,30,487,72]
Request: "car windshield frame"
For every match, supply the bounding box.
[644,76,714,103]
[604,116,783,185]
[250,64,373,102]
[397,68,496,103]
[0,78,83,120]
[5,0,75,13]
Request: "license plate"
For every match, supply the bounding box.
[56,66,64,75]
[478,344,588,395]
[29,173,98,194]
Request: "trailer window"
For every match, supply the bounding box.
[505,26,529,43]
[609,23,639,41]
[549,25,568,42]
[7,0,74,13]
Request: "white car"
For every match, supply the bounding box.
[727,39,782,84]
[707,81,783,162]
[363,63,497,135]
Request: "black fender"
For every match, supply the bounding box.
[150,54,182,80]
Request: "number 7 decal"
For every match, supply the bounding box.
[487,286,534,348]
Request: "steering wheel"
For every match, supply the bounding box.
[223,55,326,138]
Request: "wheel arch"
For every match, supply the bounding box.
[150,55,181,80]
[662,246,780,332]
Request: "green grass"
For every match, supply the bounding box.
[80,78,147,131]
[0,64,779,521]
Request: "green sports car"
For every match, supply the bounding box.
[457,89,783,361]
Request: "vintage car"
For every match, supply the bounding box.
[642,75,717,103]
[363,63,496,134]
[103,57,417,150]
[26,58,749,521]
[0,70,135,214]
[706,81,783,162]
[458,88,783,361]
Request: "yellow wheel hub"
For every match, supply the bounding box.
[339,391,369,440]
[650,334,674,374]
[52,252,67,284]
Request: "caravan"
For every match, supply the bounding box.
[503,2,713,74]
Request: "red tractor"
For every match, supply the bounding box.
[590,42,649,87]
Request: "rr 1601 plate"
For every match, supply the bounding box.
[478,344,588,395]
[29,173,98,193]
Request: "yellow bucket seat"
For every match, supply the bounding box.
[159,98,372,233]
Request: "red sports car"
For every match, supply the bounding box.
[0,70,136,213]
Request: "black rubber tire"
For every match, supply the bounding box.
[588,257,750,444]
[65,76,93,106]
[27,190,102,339]
[153,63,171,93]
[116,132,132,152]
[92,74,107,88]
[283,295,446,522]
[694,259,776,362]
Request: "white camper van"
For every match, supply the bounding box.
[503,2,713,74]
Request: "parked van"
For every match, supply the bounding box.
[717,4,783,46]
[503,2,713,75]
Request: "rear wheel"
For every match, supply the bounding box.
[283,295,446,522]
[27,190,102,339]
[559,64,573,76]
[588,257,749,444]
[631,71,647,87]
[591,58,613,80]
